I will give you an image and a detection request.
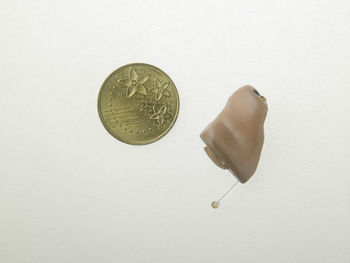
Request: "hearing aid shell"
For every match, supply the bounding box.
[200,85,268,183]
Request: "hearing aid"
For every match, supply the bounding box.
[200,85,268,208]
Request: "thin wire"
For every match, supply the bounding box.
[217,179,239,202]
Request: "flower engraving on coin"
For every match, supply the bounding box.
[150,104,170,125]
[117,67,149,98]
[149,79,171,101]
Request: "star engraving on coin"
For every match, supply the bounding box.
[149,79,171,101]
[117,67,149,98]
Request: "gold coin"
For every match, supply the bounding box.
[98,63,179,145]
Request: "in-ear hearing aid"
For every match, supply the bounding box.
[200,85,268,208]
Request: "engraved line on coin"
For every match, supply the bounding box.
[111,107,136,112]
[114,113,139,119]
[117,113,141,121]
[111,108,138,114]
[112,109,135,114]
[113,108,136,112]
[119,117,141,122]
[114,106,134,110]
[113,111,138,116]
[105,111,138,117]
[123,120,143,126]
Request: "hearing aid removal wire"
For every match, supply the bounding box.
[211,179,239,209]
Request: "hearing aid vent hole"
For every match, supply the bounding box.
[253,88,261,96]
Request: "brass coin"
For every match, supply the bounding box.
[98,63,179,145]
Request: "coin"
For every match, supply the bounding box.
[98,63,179,145]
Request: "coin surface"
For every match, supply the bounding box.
[98,63,179,145]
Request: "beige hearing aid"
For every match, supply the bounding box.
[200,85,268,208]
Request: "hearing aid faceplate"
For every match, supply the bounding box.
[200,85,268,183]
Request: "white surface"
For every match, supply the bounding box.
[1,1,350,262]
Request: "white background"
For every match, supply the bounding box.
[1,0,350,262]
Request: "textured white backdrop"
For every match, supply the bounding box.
[1,0,350,262]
